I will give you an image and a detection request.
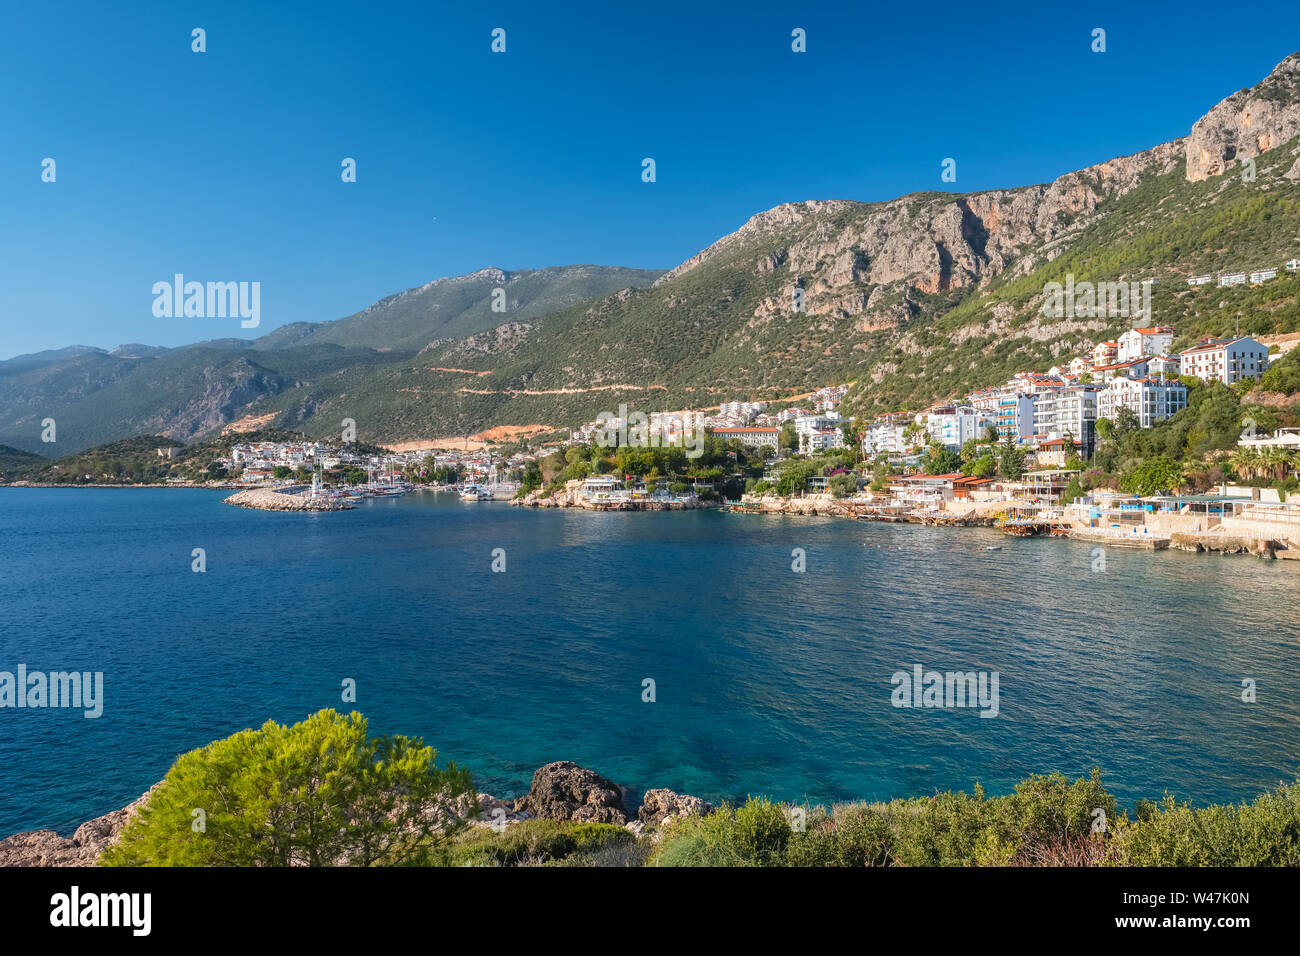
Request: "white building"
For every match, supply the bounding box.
[717,401,767,423]
[862,418,909,456]
[1218,272,1248,287]
[793,412,841,445]
[650,410,705,436]
[1050,385,1102,456]
[996,393,1036,444]
[1091,357,1149,383]
[1179,336,1269,385]
[803,428,845,454]
[1091,341,1119,368]
[1146,355,1180,377]
[1098,376,1188,428]
[1238,427,1300,451]
[1117,326,1174,362]
[923,405,994,450]
[712,426,780,448]
[1187,274,1214,286]
[1250,268,1278,284]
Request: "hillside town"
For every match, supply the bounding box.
[541,317,1300,558]
[89,309,1298,558]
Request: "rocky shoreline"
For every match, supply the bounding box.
[0,761,711,866]
[512,488,710,510]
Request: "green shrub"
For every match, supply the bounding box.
[649,806,749,867]
[444,820,639,867]
[445,820,579,867]
[786,805,894,867]
[102,710,474,867]
[1111,783,1300,866]
[732,797,792,865]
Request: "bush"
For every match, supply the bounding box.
[102,710,474,867]
[648,808,750,867]
[732,797,792,865]
[445,820,577,867]
[444,820,638,867]
[786,805,894,867]
[1110,783,1300,866]
[655,772,1119,867]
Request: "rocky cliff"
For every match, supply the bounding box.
[1186,52,1300,181]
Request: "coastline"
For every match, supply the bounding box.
[6,480,1295,559]
[512,487,710,510]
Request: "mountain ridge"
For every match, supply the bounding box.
[4,53,1300,454]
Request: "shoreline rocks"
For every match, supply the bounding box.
[512,488,709,510]
[1,764,714,866]
[510,761,630,825]
[0,786,155,867]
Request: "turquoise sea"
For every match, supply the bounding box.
[1,488,1298,836]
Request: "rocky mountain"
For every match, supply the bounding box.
[250,265,665,352]
[5,53,1300,453]
[0,266,662,454]
[1187,51,1300,181]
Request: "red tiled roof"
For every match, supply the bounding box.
[1180,339,1238,355]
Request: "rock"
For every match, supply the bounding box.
[0,787,155,867]
[514,761,628,825]
[223,487,353,511]
[637,788,714,828]
[1186,53,1300,182]
[472,792,533,828]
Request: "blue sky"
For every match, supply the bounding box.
[0,0,1294,358]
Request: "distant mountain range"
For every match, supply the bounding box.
[5,52,1300,456]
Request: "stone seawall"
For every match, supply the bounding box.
[223,487,353,512]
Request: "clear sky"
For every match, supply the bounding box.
[0,0,1294,358]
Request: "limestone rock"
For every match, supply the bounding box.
[0,786,154,867]
[1186,53,1300,181]
[513,761,628,825]
[637,789,715,827]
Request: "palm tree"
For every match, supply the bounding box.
[1229,447,1261,480]
[1264,448,1290,482]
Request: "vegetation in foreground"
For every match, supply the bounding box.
[100,709,1300,867]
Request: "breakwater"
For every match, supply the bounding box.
[223,487,353,512]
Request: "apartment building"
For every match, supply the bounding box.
[1098,376,1188,428]
[996,393,1036,444]
[1033,384,1101,457]
[1178,336,1269,385]
[1091,341,1119,368]
[1117,326,1174,362]
[1091,357,1149,383]
[923,405,994,450]
[712,426,780,448]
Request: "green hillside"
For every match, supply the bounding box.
[250,265,664,351]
